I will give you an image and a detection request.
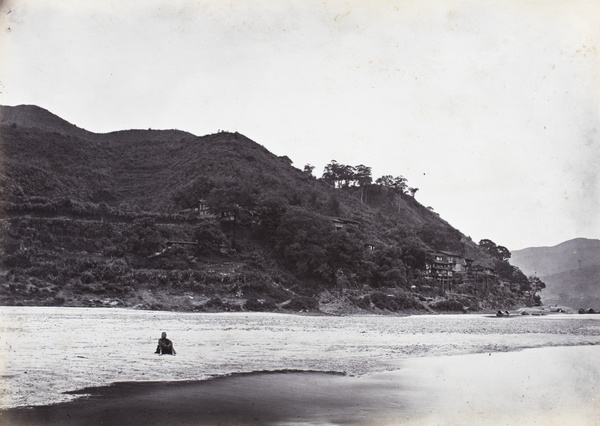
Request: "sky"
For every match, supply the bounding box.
[0,0,598,250]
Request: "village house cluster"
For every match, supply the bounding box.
[424,251,495,291]
[423,251,531,297]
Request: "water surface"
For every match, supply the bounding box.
[1,307,599,408]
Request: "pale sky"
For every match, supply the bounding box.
[1,0,599,250]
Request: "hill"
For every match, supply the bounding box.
[0,104,93,139]
[538,265,600,310]
[510,238,600,310]
[0,104,537,313]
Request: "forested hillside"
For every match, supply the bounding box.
[0,105,540,313]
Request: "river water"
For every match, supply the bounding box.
[1,307,599,409]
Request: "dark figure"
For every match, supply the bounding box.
[155,332,176,355]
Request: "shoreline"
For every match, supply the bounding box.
[0,303,581,315]
[1,345,599,426]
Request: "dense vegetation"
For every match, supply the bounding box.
[0,105,540,313]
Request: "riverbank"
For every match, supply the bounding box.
[2,345,598,425]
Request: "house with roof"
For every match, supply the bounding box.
[192,199,213,216]
[468,260,496,285]
[424,251,483,291]
[424,251,455,290]
[439,251,472,273]
[187,199,236,221]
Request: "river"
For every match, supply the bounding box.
[1,307,599,412]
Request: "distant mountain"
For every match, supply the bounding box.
[510,238,600,309]
[0,104,529,313]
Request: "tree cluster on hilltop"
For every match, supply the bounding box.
[318,160,419,202]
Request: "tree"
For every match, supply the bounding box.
[323,227,366,285]
[339,164,356,188]
[478,239,511,261]
[367,245,408,288]
[375,175,407,193]
[400,241,428,272]
[322,160,370,189]
[375,175,394,187]
[206,183,259,224]
[128,217,162,257]
[354,164,372,203]
[479,239,497,256]
[496,245,511,261]
[392,176,408,193]
[322,160,345,188]
[354,165,372,186]
[275,207,366,286]
[495,261,528,289]
[194,219,228,254]
[528,276,546,306]
[275,208,332,282]
[254,195,289,242]
[480,239,525,293]
[494,261,515,280]
[419,224,462,252]
[204,183,260,242]
[303,164,315,177]
[172,175,214,209]
[528,276,546,293]
[327,193,341,216]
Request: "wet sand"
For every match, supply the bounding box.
[2,345,598,426]
[1,371,400,426]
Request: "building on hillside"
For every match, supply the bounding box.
[424,251,455,290]
[439,251,472,273]
[469,261,496,284]
[424,251,500,292]
[188,199,235,221]
[193,199,213,216]
[331,217,359,231]
[424,251,483,291]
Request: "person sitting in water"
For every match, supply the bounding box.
[155,332,176,355]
